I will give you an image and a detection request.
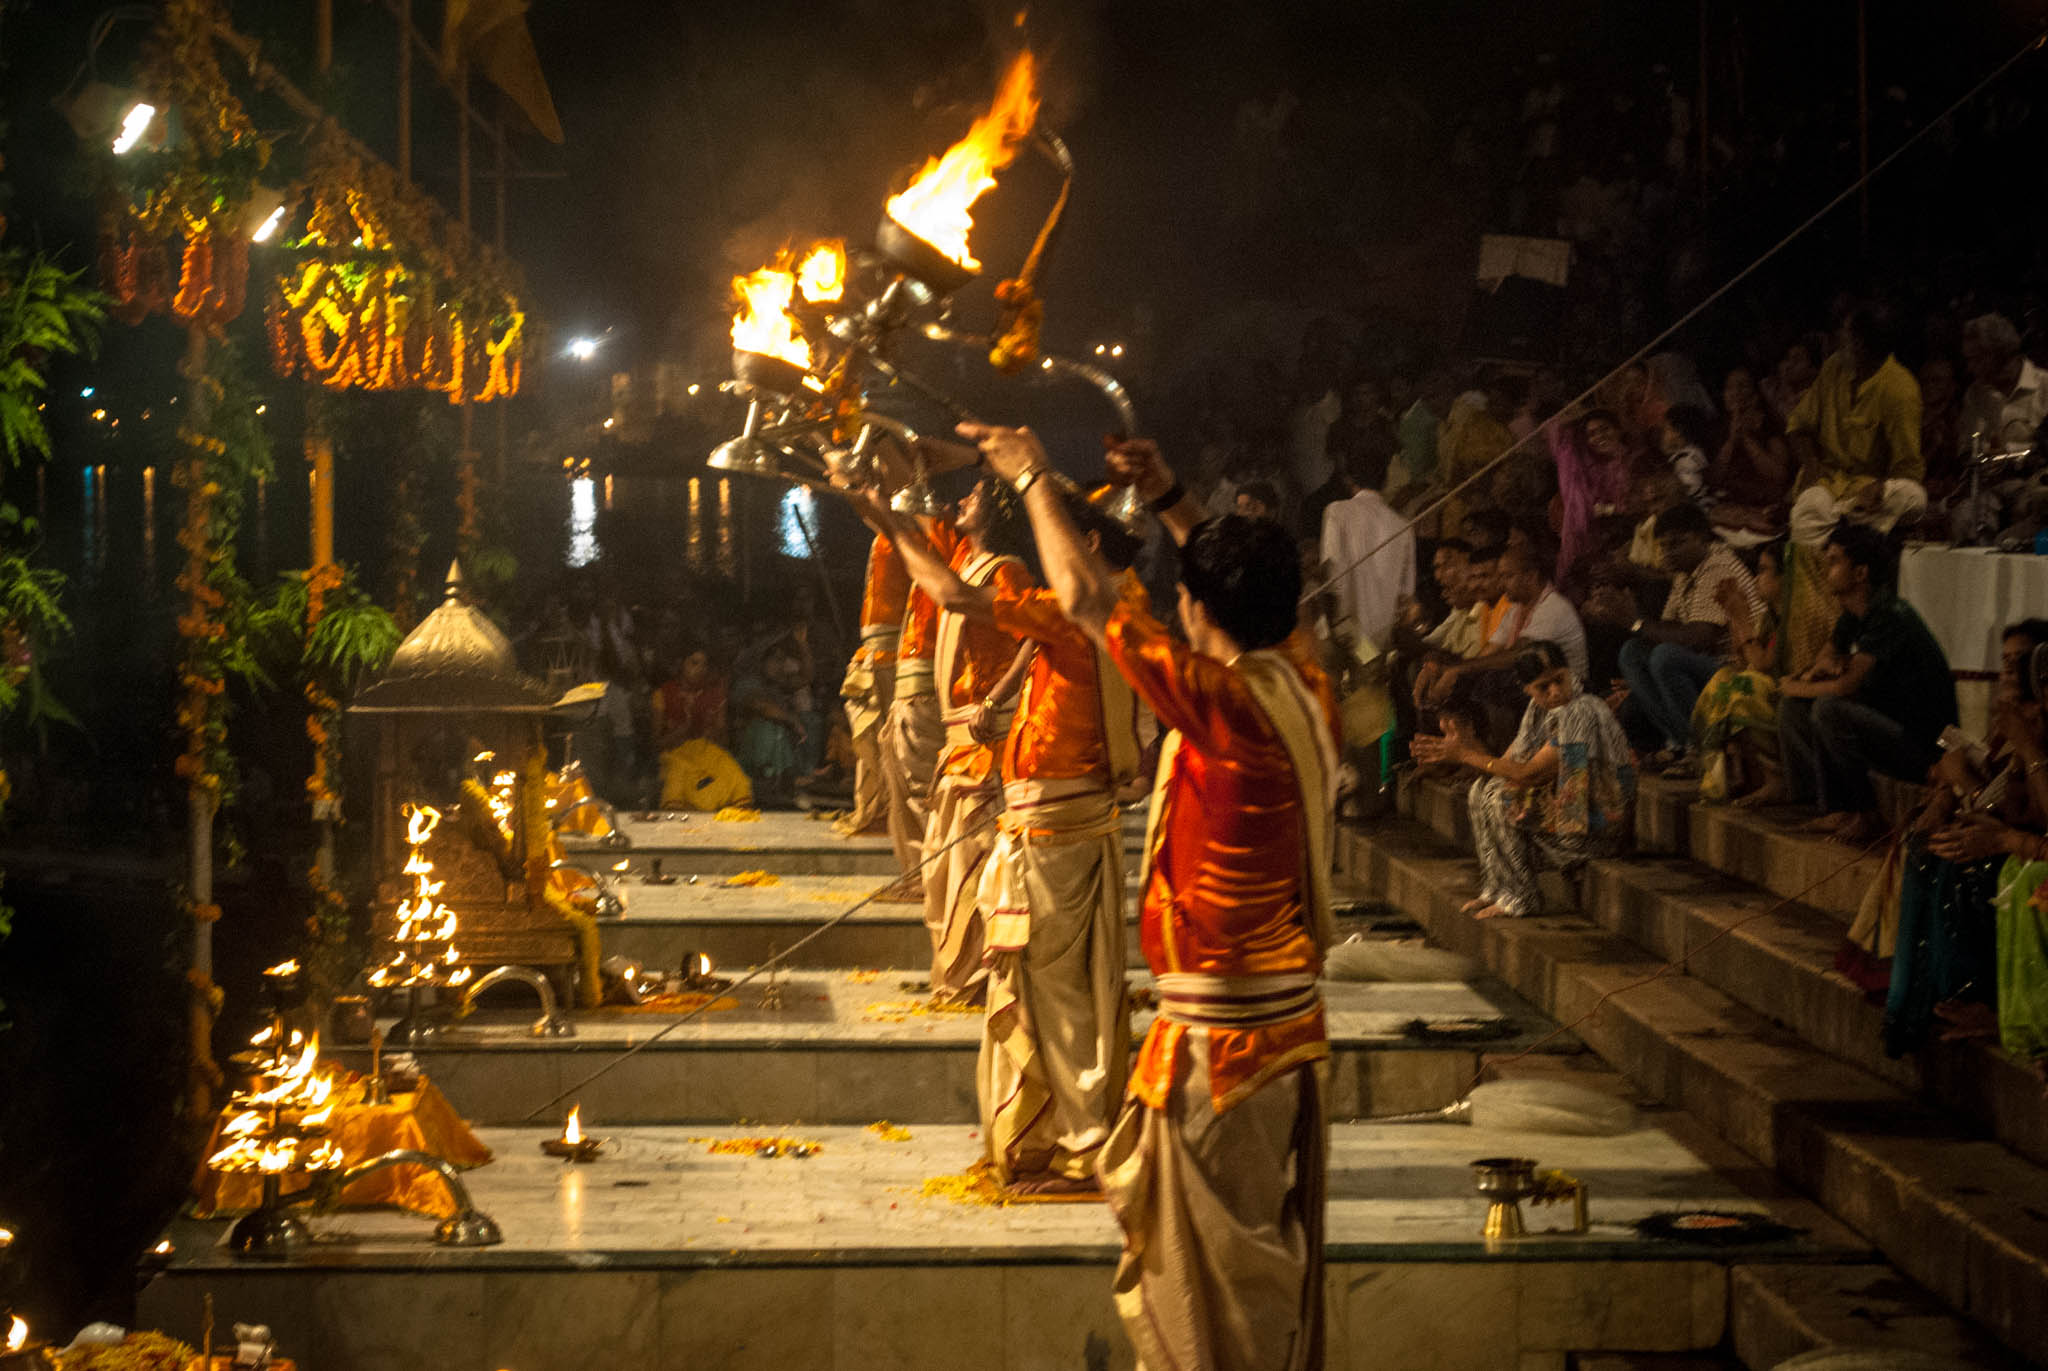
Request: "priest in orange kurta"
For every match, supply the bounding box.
[834,533,911,838]
[869,482,1147,1193]
[964,423,1336,1371]
[923,480,1035,1000]
[877,521,955,898]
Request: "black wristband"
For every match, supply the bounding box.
[1146,482,1186,514]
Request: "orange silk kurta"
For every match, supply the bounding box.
[860,534,911,635]
[899,521,962,671]
[992,586,1110,785]
[935,551,1031,786]
[1105,600,1328,1113]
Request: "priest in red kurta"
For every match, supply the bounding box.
[964,423,1336,1371]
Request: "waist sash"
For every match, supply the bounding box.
[894,656,936,700]
[1154,972,1321,1029]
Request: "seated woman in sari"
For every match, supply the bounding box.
[1693,542,1784,802]
[1413,640,1636,919]
[1848,622,2048,1056]
[730,639,824,808]
[1895,638,2048,1074]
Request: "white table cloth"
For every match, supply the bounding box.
[1899,545,2048,676]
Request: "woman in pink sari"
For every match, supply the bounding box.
[1551,408,1644,583]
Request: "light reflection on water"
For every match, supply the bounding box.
[567,476,599,568]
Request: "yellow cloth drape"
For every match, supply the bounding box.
[659,739,754,811]
[191,1077,491,1220]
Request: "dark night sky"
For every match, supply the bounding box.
[2,0,2041,394]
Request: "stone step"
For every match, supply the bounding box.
[591,873,1151,972]
[1395,771,2048,1176]
[140,1111,1863,1371]
[1727,1264,2023,1371]
[1580,857,2048,1172]
[566,808,1149,877]
[1339,819,2048,1369]
[1399,772,1881,926]
[344,972,1570,1127]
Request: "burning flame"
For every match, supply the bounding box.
[369,803,471,989]
[562,1105,584,1146]
[488,770,518,842]
[6,1314,26,1353]
[884,51,1041,270]
[796,241,845,304]
[730,265,810,371]
[264,959,300,976]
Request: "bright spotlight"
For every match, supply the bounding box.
[567,337,601,361]
[80,387,94,399]
[110,102,158,155]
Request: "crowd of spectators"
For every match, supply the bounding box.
[1161,287,2048,1077]
[506,574,854,813]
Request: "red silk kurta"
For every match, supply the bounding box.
[1105,600,1328,1113]
[935,551,1031,786]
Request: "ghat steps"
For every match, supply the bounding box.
[1341,769,2048,1367]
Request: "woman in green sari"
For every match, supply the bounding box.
[1692,542,1784,803]
[1919,640,2048,1069]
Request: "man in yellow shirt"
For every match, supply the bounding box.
[1786,303,1927,547]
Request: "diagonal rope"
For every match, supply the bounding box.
[520,802,1014,1121]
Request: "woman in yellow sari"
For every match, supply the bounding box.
[1691,543,1783,802]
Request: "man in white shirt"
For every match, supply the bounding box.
[1426,543,1586,745]
[1320,449,1416,655]
[1959,313,2048,453]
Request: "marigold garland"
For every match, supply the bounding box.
[267,129,525,403]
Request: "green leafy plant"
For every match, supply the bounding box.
[0,250,106,466]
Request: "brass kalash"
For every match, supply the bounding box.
[708,50,1143,520]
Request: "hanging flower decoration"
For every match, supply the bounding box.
[100,0,271,334]
[267,130,525,404]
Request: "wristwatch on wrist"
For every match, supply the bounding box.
[1012,465,1050,496]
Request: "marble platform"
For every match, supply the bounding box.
[338,973,1568,1126]
[563,807,1147,875]
[593,872,1140,970]
[139,1113,1867,1371]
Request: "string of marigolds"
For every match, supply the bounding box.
[265,130,525,405]
[302,562,349,980]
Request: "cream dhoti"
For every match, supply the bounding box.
[834,621,899,838]
[878,658,942,891]
[976,779,1129,1182]
[1100,974,1327,1371]
[923,703,1006,998]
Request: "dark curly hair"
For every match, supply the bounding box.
[1178,514,1300,651]
[975,475,1043,582]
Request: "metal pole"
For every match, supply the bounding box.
[397,0,413,183]
[494,114,509,491]
[181,320,218,1125]
[457,64,478,556]
[311,0,340,988]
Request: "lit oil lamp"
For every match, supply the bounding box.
[878,50,1039,294]
[541,1105,604,1162]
